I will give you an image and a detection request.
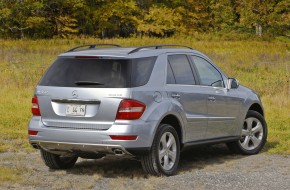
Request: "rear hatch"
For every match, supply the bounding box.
[36,56,156,130]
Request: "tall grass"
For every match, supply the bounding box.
[0,36,289,153]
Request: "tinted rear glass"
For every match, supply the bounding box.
[131,57,156,87]
[168,55,196,85]
[39,57,156,88]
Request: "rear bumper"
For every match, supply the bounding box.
[30,140,132,155]
[28,116,157,156]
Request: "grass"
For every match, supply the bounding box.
[0,167,22,183]
[0,36,289,156]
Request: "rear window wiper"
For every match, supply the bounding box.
[75,81,104,85]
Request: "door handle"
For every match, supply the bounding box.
[171,93,181,99]
[208,96,216,102]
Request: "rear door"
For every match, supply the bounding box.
[166,54,208,142]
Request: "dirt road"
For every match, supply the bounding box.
[1,145,289,190]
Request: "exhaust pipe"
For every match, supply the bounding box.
[113,148,125,155]
[31,143,40,149]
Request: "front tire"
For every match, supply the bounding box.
[40,149,78,169]
[227,110,267,155]
[141,124,180,176]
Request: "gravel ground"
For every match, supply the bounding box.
[1,144,289,190]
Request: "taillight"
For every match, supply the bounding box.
[116,99,146,120]
[32,96,41,116]
[28,130,38,136]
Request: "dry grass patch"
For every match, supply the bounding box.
[0,167,22,184]
[0,37,289,154]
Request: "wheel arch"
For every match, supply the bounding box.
[158,114,184,148]
[248,103,264,116]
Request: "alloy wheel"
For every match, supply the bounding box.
[158,132,177,170]
[239,117,264,150]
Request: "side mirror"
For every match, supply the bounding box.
[228,78,239,89]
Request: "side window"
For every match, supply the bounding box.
[168,55,195,85]
[131,57,157,87]
[191,56,224,88]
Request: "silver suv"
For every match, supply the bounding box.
[28,44,267,176]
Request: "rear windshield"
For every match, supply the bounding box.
[39,57,156,88]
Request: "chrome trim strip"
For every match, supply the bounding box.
[51,99,100,104]
[186,115,236,121]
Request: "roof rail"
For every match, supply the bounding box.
[128,44,193,54]
[67,44,121,52]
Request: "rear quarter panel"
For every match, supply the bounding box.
[131,54,187,145]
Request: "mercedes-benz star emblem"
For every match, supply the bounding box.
[72,90,78,98]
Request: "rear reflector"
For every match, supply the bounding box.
[116,99,146,120]
[110,135,138,140]
[32,96,41,116]
[28,130,38,136]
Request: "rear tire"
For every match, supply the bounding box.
[227,110,267,155]
[141,124,180,176]
[40,149,78,169]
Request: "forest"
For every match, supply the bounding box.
[0,0,289,39]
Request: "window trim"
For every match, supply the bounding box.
[166,61,176,84]
[186,55,201,85]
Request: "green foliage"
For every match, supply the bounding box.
[210,0,236,32]
[94,0,140,37]
[237,0,290,35]
[137,5,182,36]
[177,0,212,33]
[0,0,289,38]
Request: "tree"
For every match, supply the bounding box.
[178,0,213,33]
[236,0,289,36]
[137,5,183,37]
[94,0,140,38]
[0,0,45,38]
[0,0,289,38]
[42,0,84,38]
[0,7,12,38]
[210,0,237,32]
[269,0,290,36]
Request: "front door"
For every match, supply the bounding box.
[190,55,241,139]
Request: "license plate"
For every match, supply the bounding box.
[66,104,86,116]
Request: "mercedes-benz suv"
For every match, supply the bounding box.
[28,44,267,176]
